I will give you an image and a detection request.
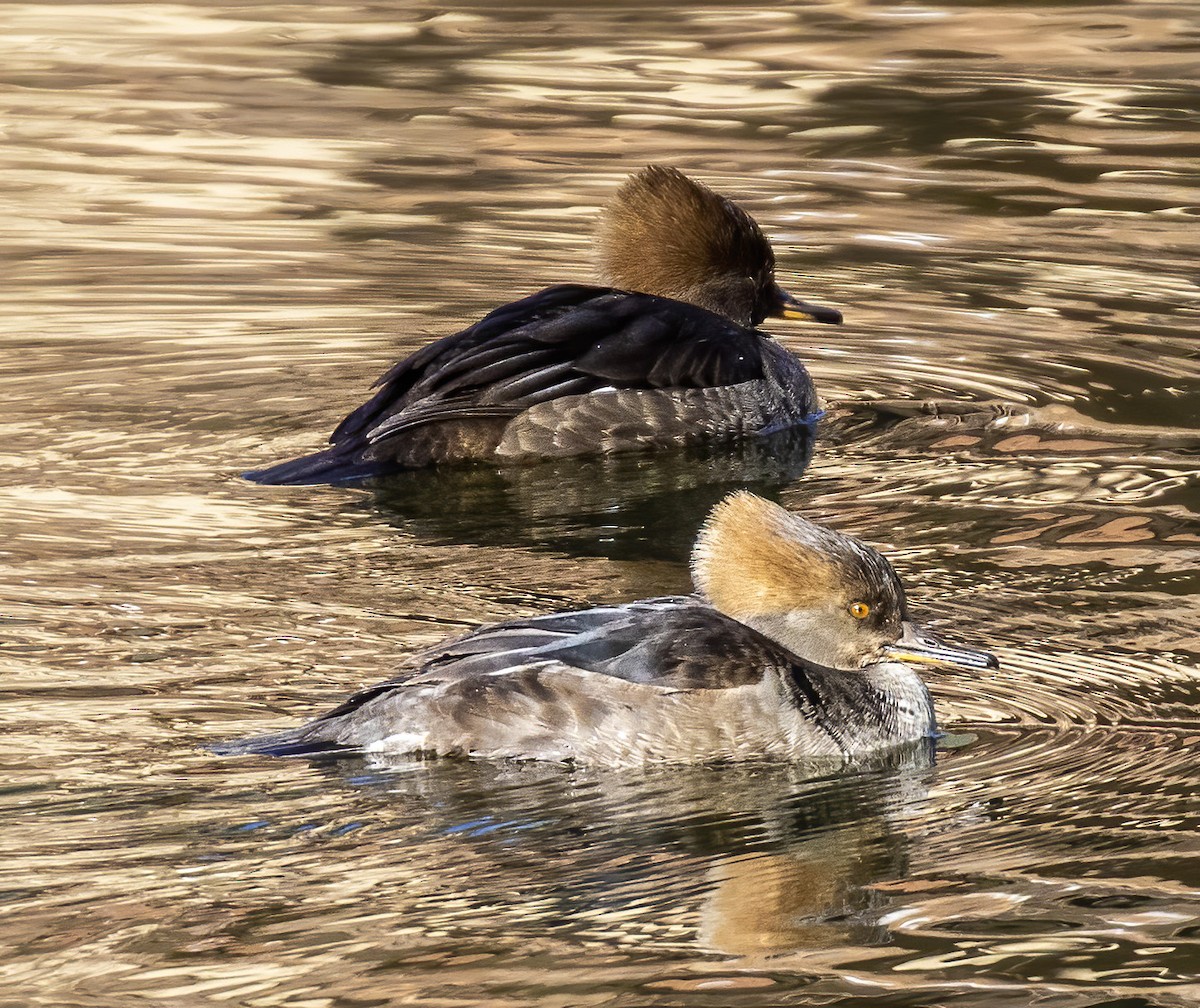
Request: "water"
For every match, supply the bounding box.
[2,1,1198,1004]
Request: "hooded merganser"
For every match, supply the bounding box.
[217,493,996,764]
[245,167,842,485]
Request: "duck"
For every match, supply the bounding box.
[216,492,997,764]
[244,166,842,485]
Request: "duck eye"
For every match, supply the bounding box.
[849,601,870,620]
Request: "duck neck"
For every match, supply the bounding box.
[740,608,849,669]
[860,661,936,738]
[676,275,757,327]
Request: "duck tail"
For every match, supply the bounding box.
[210,725,352,759]
[242,445,393,486]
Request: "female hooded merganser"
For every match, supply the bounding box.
[218,493,996,764]
[245,167,842,485]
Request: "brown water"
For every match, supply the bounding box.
[2,1,1198,1005]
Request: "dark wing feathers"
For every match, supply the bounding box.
[305,600,800,734]
[330,284,767,447]
[330,284,603,443]
[364,403,523,443]
[246,284,780,483]
[478,361,579,404]
[572,313,674,382]
[545,604,794,690]
[431,346,563,395]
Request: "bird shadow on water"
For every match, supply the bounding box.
[358,427,815,563]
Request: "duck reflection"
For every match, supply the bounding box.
[308,742,930,957]
[362,426,813,561]
[699,829,899,955]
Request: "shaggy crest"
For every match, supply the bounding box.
[596,166,777,326]
[691,492,903,621]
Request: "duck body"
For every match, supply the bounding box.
[223,598,931,764]
[245,166,840,486]
[219,494,996,766]
[245,284,817,485]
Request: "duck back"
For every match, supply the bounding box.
[244,285,815,485]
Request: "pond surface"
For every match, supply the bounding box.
[2,1,1198,1005]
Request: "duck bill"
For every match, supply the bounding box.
[772,285,843,325]
[883,624,998,671]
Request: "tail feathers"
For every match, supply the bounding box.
[242,445,394,486]
[210,725,354,759]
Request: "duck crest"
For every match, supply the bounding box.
[596,165,776,326]
[691,492,840,619]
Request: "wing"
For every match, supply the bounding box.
[329,284,770,446]
[304,597,799,730]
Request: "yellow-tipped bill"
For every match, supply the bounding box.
[772,285,843,324]
[883,627,998,671]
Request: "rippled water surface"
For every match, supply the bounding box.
[3,1,1198,1005]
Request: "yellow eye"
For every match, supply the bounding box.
[849,602,870,620]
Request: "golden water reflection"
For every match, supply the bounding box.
[1,0,1198,1005]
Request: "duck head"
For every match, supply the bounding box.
[691,492,997,673]
[597,165,843,329]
